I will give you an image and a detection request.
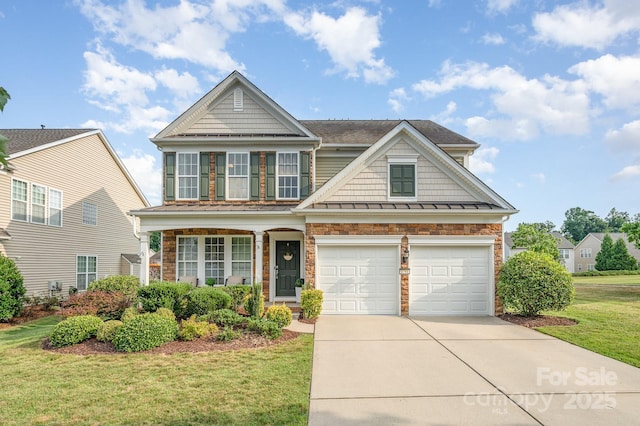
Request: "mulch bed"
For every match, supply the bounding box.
[499,312,578,328]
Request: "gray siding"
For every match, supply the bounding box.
[315,155,355,188]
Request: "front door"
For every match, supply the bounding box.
[275,240,300,297]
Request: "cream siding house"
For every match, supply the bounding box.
[0,129,149,296]
[131,71,518,316]
[504,231,575,273]
[574,233,640,272]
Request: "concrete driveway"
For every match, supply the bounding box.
[308,316,640,425]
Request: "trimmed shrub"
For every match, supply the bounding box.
[301,289,323,319]
[221,285,252,312]
[206,309,246,328]
[498,251,574,317]
[155,307,176,321]
[179,315,218,341]
[97,320,124,343]
[247,318,282,340]
[137,282,192,317]
[0,254,26,321]
[112,313,179,352]
[265,303,292,328]
[120,306,139,322]
[184,287,231,317]
[62,291,131,321]
[216,327,241,342]
[88,275,140,300]
[49,315,103,348]
[245,283,264,318]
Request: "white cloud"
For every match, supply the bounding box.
[605,120,640,153]
[429,101,457,124]
[119,149,162,205]
[469,146,499,175]
[428,0,442,8]
[531,172,546,184]
[487,0,519,14]
[412,61,590,140]
[481,33,505,45]
[611,165,640,181]
[154,68,201,99]
[284,7,394,84]
[387,87,410,113]
[532,1,640,50]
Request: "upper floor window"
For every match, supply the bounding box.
[178,153,199,200]
[11,179,28,222]
[82,202,97,225]
[559,249,570,259]
[49,189,63,227]
[227,152,249,200]
[580,248,592,258]
[388,155,418,200]
[277,152,299,199]
[30,184,47,225]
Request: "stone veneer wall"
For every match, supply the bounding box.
[305,223,504,316]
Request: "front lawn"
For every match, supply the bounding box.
[0,316,313,425]
[536,285,640,367]
[572,274,640,286]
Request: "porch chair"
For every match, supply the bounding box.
[178,276,198,287]
[225,275,246,286]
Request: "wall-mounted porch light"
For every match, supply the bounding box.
[402,247,409,264]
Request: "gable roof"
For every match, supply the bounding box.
[297,121,516,213]
[576,232,640,259]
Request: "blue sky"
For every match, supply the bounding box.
[2,0,639,231]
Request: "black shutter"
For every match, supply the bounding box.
[164,152,175,201]
[265,152,276,200]
[215,153,226,200]
[250,152,260,200]
[199,152,210,200]
[300,151,310,199]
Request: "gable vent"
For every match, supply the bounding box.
[233,88,243,111]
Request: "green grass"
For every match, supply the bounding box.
[536,285,640,367]
[572,274,640,285]
[0,316,313,425]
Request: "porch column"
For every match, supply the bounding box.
[139,231,150,286]
[255,231,264,284]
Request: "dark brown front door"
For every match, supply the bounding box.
[275,241,300,297]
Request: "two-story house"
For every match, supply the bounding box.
[575,233,640,272]
[131,71,517,316]
[504,231,575,273]
[0,129,149,295]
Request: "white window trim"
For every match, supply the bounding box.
[30,183,47,225]
[387,155,418,202]
[11,178,29,222]
[82,201,97,226]
[176,235,253,284]
[176,152,199,201]
[76,255,98,292]
[226,152,250,201]
[49,188,63,227]
[276,151,299,200]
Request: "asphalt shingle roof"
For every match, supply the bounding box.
[0,129,94,155]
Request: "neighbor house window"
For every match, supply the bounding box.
[49,189,63,227]
[30,184,47,225]
[205,237,225,285]
[277,152,299,199]
[177,237,198,279]
[11,179,28,221]
[578,264,582,271]
[559,249,570,259]
[76,255,97,291]
[580,248,592,258]
[587,264,595,271]
[227,153,249,199]
[177,153,198,199]
[82,202,97,225]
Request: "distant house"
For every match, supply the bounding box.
[574,233,640,272]
[503,231,575,273]
[0,129,149,296]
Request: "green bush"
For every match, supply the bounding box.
[221,285,252,311]
[206,309,247,328]
[301,289,323,319]
[155,307,176,321]
[247,318,282,340]
[49,315,103,348]
[265,303,292,328]
[112,313,179,352]
[62,291,132,321]
[179,315,218,341]
[573,270,640,277]
[137,282,192,317]
[184,287,231,317]
[216,327,241,342]
[245,283,264,318]
[498,251,574,317]
[0,254,26,321]
[88,275,140,300]
[96,320,124,342]
[120,306,139,322]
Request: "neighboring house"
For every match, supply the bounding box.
[574,233,640,272]
[130,71,517,316]
[0,129,149,296]
[503,231,575,273]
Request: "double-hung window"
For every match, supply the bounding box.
[76,255,97,291]
[388,155,418,200]
[277,152,299,199]
[227,153,249,200]
[11,179,28,221]
[31,184,47,224]
[204,237,225,285]
[178,235,253,284]
[231,237,252,278]
[177,237,199,279]
[49,189,63,227]
[177,153,199,199]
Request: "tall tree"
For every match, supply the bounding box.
[561,207,607,244]
[0,87,10,168]
[622,221,640,250]
[595,234,614,271]
[611,238,638,270]
[530,221,556,233]
[511,223,560,260]
[605,208,630,232]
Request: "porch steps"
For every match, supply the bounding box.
[267,301,301,314]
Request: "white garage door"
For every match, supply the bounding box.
[317,245,399,314]
[409,246,491,315]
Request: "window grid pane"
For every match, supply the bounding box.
[231,237,252,280]
[49,189,62,227]
[11,180,28,221]
[277,153,299,199]
[178,153,198,199]
[82,202,97,225]
[205,237,225,284]
[31,184,47,224]
[177,237,198,279]
[228,153,249,199]
[76,255,97,291]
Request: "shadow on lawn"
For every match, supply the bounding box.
[0,316,60,349]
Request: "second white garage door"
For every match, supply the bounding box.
[409,246,492,315]
[317,245,399,314]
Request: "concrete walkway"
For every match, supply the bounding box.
[308,316,640,425]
